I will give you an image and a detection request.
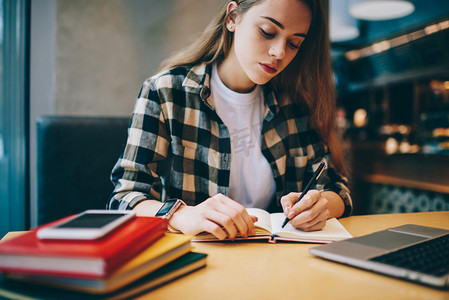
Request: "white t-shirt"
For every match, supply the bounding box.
[210,64,276,209]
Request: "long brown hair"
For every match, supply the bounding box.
[159,0,345,174]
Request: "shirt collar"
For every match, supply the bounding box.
[183,63,209,90]
[262,84,280,122]
[183,63,214,110]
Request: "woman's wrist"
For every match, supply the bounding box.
[133,199,189,233]
[167,204,188,233]
[321,191,345,218]
[132,199,164,216]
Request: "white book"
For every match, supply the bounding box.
[193,208,353,243]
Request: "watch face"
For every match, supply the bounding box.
[155,199,178,217]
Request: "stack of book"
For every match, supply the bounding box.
[0,215,207,299]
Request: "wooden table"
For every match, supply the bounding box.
[143,211,449,300]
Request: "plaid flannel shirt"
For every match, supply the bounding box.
[108,63,352,216]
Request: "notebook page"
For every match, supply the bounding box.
[246,208,272,235]
[270,213,353,241]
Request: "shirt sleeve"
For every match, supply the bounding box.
[322,164,353,217]
[108,79,171,210]
[310,156,353,218]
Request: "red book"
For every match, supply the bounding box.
[0,216,167,279]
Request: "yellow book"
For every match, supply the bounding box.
[5,233,192,294]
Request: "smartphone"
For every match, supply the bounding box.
[37,210,136,240]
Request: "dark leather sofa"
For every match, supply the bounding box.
[36,116,130,225]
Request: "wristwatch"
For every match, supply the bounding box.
[155,199,185,220]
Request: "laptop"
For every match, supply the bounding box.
[309,224,449,289]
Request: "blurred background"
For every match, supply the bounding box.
[0,0,448,235]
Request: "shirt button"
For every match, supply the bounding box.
[202,87,211,98]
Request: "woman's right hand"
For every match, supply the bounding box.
[169,193,258,240]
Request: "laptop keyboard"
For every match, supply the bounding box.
[369,234,449,277]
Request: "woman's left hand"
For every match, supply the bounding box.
[280,190,330,231]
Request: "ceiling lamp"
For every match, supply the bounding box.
[330,0,360,42]
[349,0,415,21]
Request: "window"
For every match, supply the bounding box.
[0,0,30,237]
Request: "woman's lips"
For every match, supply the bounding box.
[259,63,278,74]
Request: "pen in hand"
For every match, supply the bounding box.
[281,161,326,228]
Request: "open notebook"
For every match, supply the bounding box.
[193,208,352,243]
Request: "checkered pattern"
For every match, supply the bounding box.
[108,63,352,216]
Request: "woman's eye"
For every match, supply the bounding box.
[260,28,275,38]
[288,41,300,50]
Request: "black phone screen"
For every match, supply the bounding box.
[56,213,128,229]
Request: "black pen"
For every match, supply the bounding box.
[281,161,326,228]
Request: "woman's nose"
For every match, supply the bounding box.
[268,39,286,59]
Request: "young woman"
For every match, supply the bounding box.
[109,0,352,240]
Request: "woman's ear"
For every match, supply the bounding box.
[226,1,239,32]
